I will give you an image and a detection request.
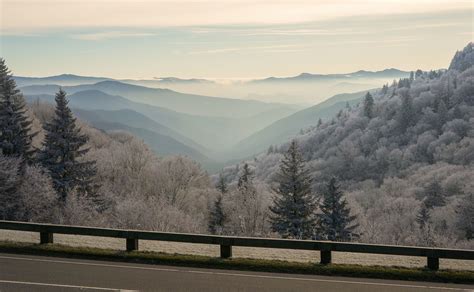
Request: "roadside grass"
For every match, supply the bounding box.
[0,240,473,284]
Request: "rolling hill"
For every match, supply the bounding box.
[232,90,372,158]
[19,80,299,118]
[73,109,213,165]
[25,89,298,157]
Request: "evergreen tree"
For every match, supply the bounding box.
[39,89,97,203]
[456,194,474,240]
[398,95,415,131]
[415,69,423,79]
[208,194,226,234]
[267,145,274,154]
[436,99,448,131]
[362,92,374,118]
[423,180,446,209]
[317,118,322,128]
[216,173,228,194]
[0,58,36,164]
[269,140,318,239]
[318,177,358,241]
[237,163,252,190]
[416,202,431,230]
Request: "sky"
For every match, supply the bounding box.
[0,0,473,79]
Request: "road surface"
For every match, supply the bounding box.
[0,253,472,291]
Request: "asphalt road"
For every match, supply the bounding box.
[0,253,472,292]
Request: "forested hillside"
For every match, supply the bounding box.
[218,43,474,247]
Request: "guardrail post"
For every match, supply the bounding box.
[320,250,332,265]
[40,232,53,244]
[427,256,439,270]
[126,238,138,252]
[220,245,232,258]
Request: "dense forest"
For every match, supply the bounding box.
[0,43,473,249]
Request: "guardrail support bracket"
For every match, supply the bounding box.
[220,245,232,258]
[427,257,439,270]
[40,232,53,244]
[126,238,138,252]
[320,250,332,265]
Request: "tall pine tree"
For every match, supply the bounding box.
[318,177,358,241]
[237,163,252,190]
[416,202,431,230]
[216,173,228,194]
[398,95,415,131]
[39,89,97,203]
[208,194,226,235]
[209,173,228,234]
[423,180,445,209]
[362,92,374,118]
[269,140,318,239]
[0,58,36,164]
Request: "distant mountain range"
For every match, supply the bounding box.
[14,68,409,88]
[251,69,409,83]
[14,74,111,87]
[19,80,297,118]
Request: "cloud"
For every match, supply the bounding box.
[70,31,156,41]
[191,27,366,36]
[1,0,471,33]
[187,44,305,55]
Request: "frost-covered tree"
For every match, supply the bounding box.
[362,92,374,118]
[16,164,59,222]
[39,89,97,203]
[0,154,21,219]
[449,42,473,72]
[318,177,358,241]
[0,153,58,221]
[269,140,318,239]
[223,163,269,236]
[0,58,36,164]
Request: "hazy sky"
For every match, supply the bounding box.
[0,0,472,79]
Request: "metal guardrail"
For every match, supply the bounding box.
[0,220,473,270]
